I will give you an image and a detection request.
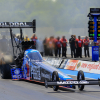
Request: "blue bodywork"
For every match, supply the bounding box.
[11,49,73,88]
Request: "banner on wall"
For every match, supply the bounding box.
[75,61,100,74]
[64,59,100,74]
[44,57,100,74]
[64,60,79,70]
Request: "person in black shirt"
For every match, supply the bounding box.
[43,37,48,56]
[69,35,75,58]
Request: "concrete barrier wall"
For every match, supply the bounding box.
[44,57,100,79]
[67,47,92,56]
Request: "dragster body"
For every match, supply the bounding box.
[11,49,75,89]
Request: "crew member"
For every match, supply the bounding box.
[56,37,61,57]
[24,35,30,41]
[69,35,75,58]
[43,37,48,56]
[53,37,57,57]
[83,36,90,57]
[47,36,54,56]
[31,34,37,49]
[77,36,83,58]
[74,35,78,58]
[61,36,67,57]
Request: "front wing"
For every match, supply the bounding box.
[45,79,100,88]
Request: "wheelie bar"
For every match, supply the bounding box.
[45,79,100,88]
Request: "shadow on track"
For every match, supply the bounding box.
[7,79,100,93]
[17,79,76,92]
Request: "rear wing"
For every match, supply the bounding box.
[0,19,36,59]
[0,20,36,33]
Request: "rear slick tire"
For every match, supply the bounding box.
[77,70,85,91]
[1,64,11,79]
[52,71,59,91]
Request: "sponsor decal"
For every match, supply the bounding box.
[14,69,20,74]
[41,68,51,80]
[13,75,22,79]
[0,22,34,28]
[31,65,41,80]
[75,61,100,74]
[81,62,100,71]
[77,62,81,69]
[0,22,27,26]
[57,81,89,85]
[45,58,62,67]
[63,59,100,74]
[93,47,99,51]
[93,51,99,55]
[11,68,22,79]
[64,60,79,70]
[41,72,50,80]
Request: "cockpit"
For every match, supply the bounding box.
[27,50,43,61]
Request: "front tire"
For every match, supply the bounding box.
[77,70,85,91]
[52,71,59,91]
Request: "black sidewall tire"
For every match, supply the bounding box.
[52,71,59,91]
[77,70,85,91]
[1,64,11,79]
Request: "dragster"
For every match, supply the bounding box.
[0,20,100,92]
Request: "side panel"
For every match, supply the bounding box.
[30,64,41,80]
[40,68,52,82]
[30,62,52,82]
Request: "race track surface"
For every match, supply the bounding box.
[0,76,100,100]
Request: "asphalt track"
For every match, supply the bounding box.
[0,76,100,100]
[0,55,100,100]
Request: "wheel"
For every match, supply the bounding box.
[44,79,48,88]
[52,71,59,91]
[77,70,85,91]
[1,64,11,79]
